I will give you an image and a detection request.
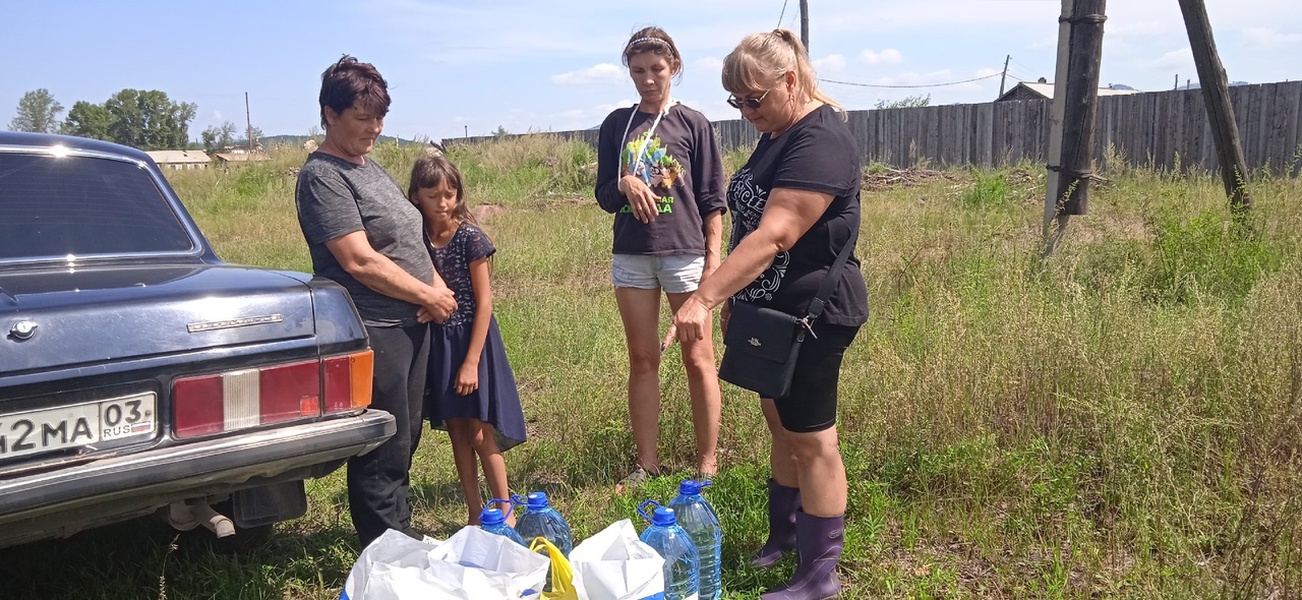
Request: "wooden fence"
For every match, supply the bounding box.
[444,80,1302,174]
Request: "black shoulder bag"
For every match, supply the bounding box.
[717,224,858,399]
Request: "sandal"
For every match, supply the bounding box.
[615,465,660,494]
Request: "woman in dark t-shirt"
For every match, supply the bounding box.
[664,29,867,600]
[594,26,726,487]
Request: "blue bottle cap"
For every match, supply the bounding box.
[678,479,712,496]
[525,491,550,510]
[638,499,677,526]
[480,506,505,526]
[511,491,552,510]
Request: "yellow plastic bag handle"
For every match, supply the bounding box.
[529,537,579,600]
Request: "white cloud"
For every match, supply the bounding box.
[1243,27,1302,46]
[813,54,847,73]
[1142,48,1194,71]
[551,63,624,86]
[860,48,903,65]
[692,56,723,77]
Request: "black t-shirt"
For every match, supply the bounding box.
[594,103,726,255]
[727,104,868,327]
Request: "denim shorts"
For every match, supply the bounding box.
[611,254,704,294]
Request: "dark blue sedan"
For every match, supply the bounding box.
[0,132,394,548]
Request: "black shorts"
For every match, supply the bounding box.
[771,322,861,433]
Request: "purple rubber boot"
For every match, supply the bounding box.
[760,512,843,600]
[752,479,801,568]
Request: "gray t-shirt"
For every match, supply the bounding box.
[295,152,435,327]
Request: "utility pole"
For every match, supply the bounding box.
[245,92,254,154]
[999,54,1012,97]
[1178,0,1253,215]
[1042,0,1107,257]
[1174,73,1180,90]
[799,0,809,51]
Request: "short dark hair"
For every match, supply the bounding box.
[318,55,391,128]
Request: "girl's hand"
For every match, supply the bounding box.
[619,175,660,224]
[455,363,479,396]
[661,295,711,351]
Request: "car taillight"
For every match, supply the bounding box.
[324,350,373,413]
[173,350,374,439]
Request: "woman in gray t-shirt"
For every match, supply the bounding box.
[294,55,457,548]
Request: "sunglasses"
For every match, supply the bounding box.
[727,88,772,110]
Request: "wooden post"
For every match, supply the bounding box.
[245,92,254,154]
[999,54,1011,98]
[1043,0,1107,257]
[1177,0,1253,215]
[799,0,809,51]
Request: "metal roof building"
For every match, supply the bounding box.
[145,150,210,170]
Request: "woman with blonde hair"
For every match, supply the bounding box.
[664,29,867,600]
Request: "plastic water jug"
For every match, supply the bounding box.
[638,499,700,600]
[512,491,575,555]
[479,498,527,546]
[669,480,722,600]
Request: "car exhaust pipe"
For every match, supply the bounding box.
[166,501,236,538]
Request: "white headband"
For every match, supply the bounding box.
[628,37,670,48]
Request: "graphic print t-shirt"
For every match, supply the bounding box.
[594,103,726,255]
[728,104,868,327]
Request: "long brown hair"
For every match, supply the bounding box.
[408,155,478,229]
[622,26,683,82]
[722,29,845,120]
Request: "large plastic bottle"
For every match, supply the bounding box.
[478,498,527,546]
[669,480,723,600]
[638,499,700,600]
[512,491,575,555]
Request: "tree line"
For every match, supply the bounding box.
[8,88,261,153]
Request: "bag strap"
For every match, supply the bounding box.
[804,219,859,321]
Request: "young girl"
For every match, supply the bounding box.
[409,154,527,526]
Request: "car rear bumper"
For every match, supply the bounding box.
[0,409,395,546]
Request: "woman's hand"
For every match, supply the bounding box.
[702,252,720,284]
[619,175,660,224]
[719,298,732,338]
[661,295,712,351]
[417,285,458,323]
[455,363,479,396]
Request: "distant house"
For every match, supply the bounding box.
[146,150,210,170]
[212,152,272,166]
[996,80,1141,102]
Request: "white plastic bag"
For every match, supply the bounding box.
[568,519,666,600]
[340,527,549,600]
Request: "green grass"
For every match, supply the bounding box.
[3,136,1300,599]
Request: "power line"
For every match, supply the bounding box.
[777,0,790,28]
[818,72,1002,89]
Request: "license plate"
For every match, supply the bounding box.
[0,392,157,461]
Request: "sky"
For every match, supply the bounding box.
[2,0,1300,145]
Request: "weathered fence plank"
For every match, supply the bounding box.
[444,81,1302,174]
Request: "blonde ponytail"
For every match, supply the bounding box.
[722,28,845,121]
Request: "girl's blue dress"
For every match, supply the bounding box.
[424,222,527,451]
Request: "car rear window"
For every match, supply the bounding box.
[0,153,196,261]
